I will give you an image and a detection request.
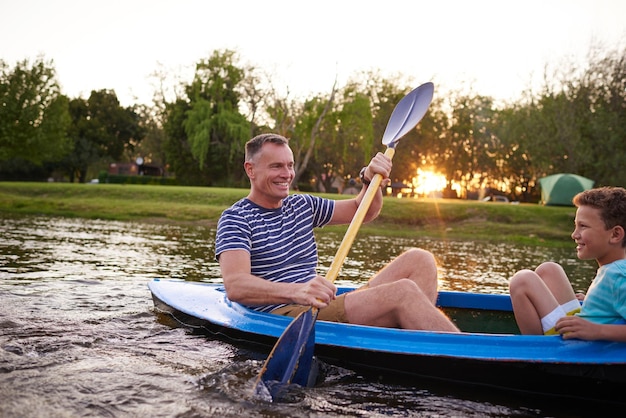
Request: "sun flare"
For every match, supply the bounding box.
[412,169,447,197]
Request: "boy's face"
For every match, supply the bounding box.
[572,205,615,264]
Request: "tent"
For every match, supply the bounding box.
[538,173,594,206]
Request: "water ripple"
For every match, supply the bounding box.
[0,215,600,417]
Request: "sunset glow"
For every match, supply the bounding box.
[412,169,447,197]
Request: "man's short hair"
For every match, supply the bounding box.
[245,133,289,162]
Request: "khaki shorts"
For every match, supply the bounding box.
[271,293,349,323]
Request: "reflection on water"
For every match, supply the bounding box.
[0,215,599,417]
[319,232,596,293]
[1,215,221,285]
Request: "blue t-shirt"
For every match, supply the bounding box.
[215,194,335,312]
[578,259,626,324]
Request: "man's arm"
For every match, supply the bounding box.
[219,249,336,308]
[330,152,391,225]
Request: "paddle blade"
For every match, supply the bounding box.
[382,82,434,147]
[254,308,318,401]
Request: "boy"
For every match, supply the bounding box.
[509,186,626,341]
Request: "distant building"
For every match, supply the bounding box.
[108,162,164,177]
[342,179,360,195]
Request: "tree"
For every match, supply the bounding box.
[293,85,338,191]
[499,43,626,197]
[164,50,251,186]
[369,79,421,186]
[0,58,72,166]
[63,90,145,182]
[436,91,497,197]
[162,98,207,186]
[333,86,374,181]
[409,94,454,195]
[132,104,167,170]
[492,103,542,202]
[184,50,251,183]
[578,45,626,186]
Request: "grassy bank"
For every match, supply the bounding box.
[0,182,576,247]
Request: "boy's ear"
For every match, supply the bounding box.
[611,225,625,244]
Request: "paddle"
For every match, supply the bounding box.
[254,82,435,401]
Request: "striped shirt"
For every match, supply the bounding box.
[215,194,335,312]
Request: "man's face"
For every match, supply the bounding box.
[245,142,295,207]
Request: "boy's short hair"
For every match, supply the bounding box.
[245,134,289,162]
[573,187,626,246]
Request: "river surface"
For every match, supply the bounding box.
[0,215,603,417]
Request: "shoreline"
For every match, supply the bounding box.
[0,182,576,247]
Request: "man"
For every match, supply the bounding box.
[215,133,459,332]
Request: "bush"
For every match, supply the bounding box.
[99,173,177,186]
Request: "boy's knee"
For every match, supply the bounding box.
[509,269,535,292]
[535,261,563,277]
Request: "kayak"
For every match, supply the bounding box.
[148,279,626,404]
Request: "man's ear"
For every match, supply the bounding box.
[244,161,254,178]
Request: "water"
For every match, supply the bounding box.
[0,215,600,417]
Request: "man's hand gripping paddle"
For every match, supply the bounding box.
[254,82,435,401]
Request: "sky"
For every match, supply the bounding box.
[1,0,624,107]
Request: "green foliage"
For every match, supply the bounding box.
[163,50,251,186]
[578,47,626,186]
[429,92,498,197]
[184,100,249,168]
[0,58,72,165]
[3,43,625,195]
[101,173,177,185]
[161,42,626,194]
[336,90,375,174]
[132,104,168,169]
[184,99,213,165]
[61,90,146,182]
[508,44,626,189]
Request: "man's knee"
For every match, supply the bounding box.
[390,278,427,301]
[403,247,436,266]
[361,279,421,301]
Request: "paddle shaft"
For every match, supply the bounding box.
[255,83,433,398]
[324,147,396,284]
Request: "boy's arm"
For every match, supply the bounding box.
[556,316,626,342]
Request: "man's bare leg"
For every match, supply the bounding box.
[344,249,458,332]
[366,248,438,302]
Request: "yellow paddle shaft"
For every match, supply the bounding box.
[324,147,396,284]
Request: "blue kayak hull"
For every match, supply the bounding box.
[148,279,626,404]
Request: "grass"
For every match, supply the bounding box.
[0,181,577,247]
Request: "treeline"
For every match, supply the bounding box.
[1,46,624,201]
